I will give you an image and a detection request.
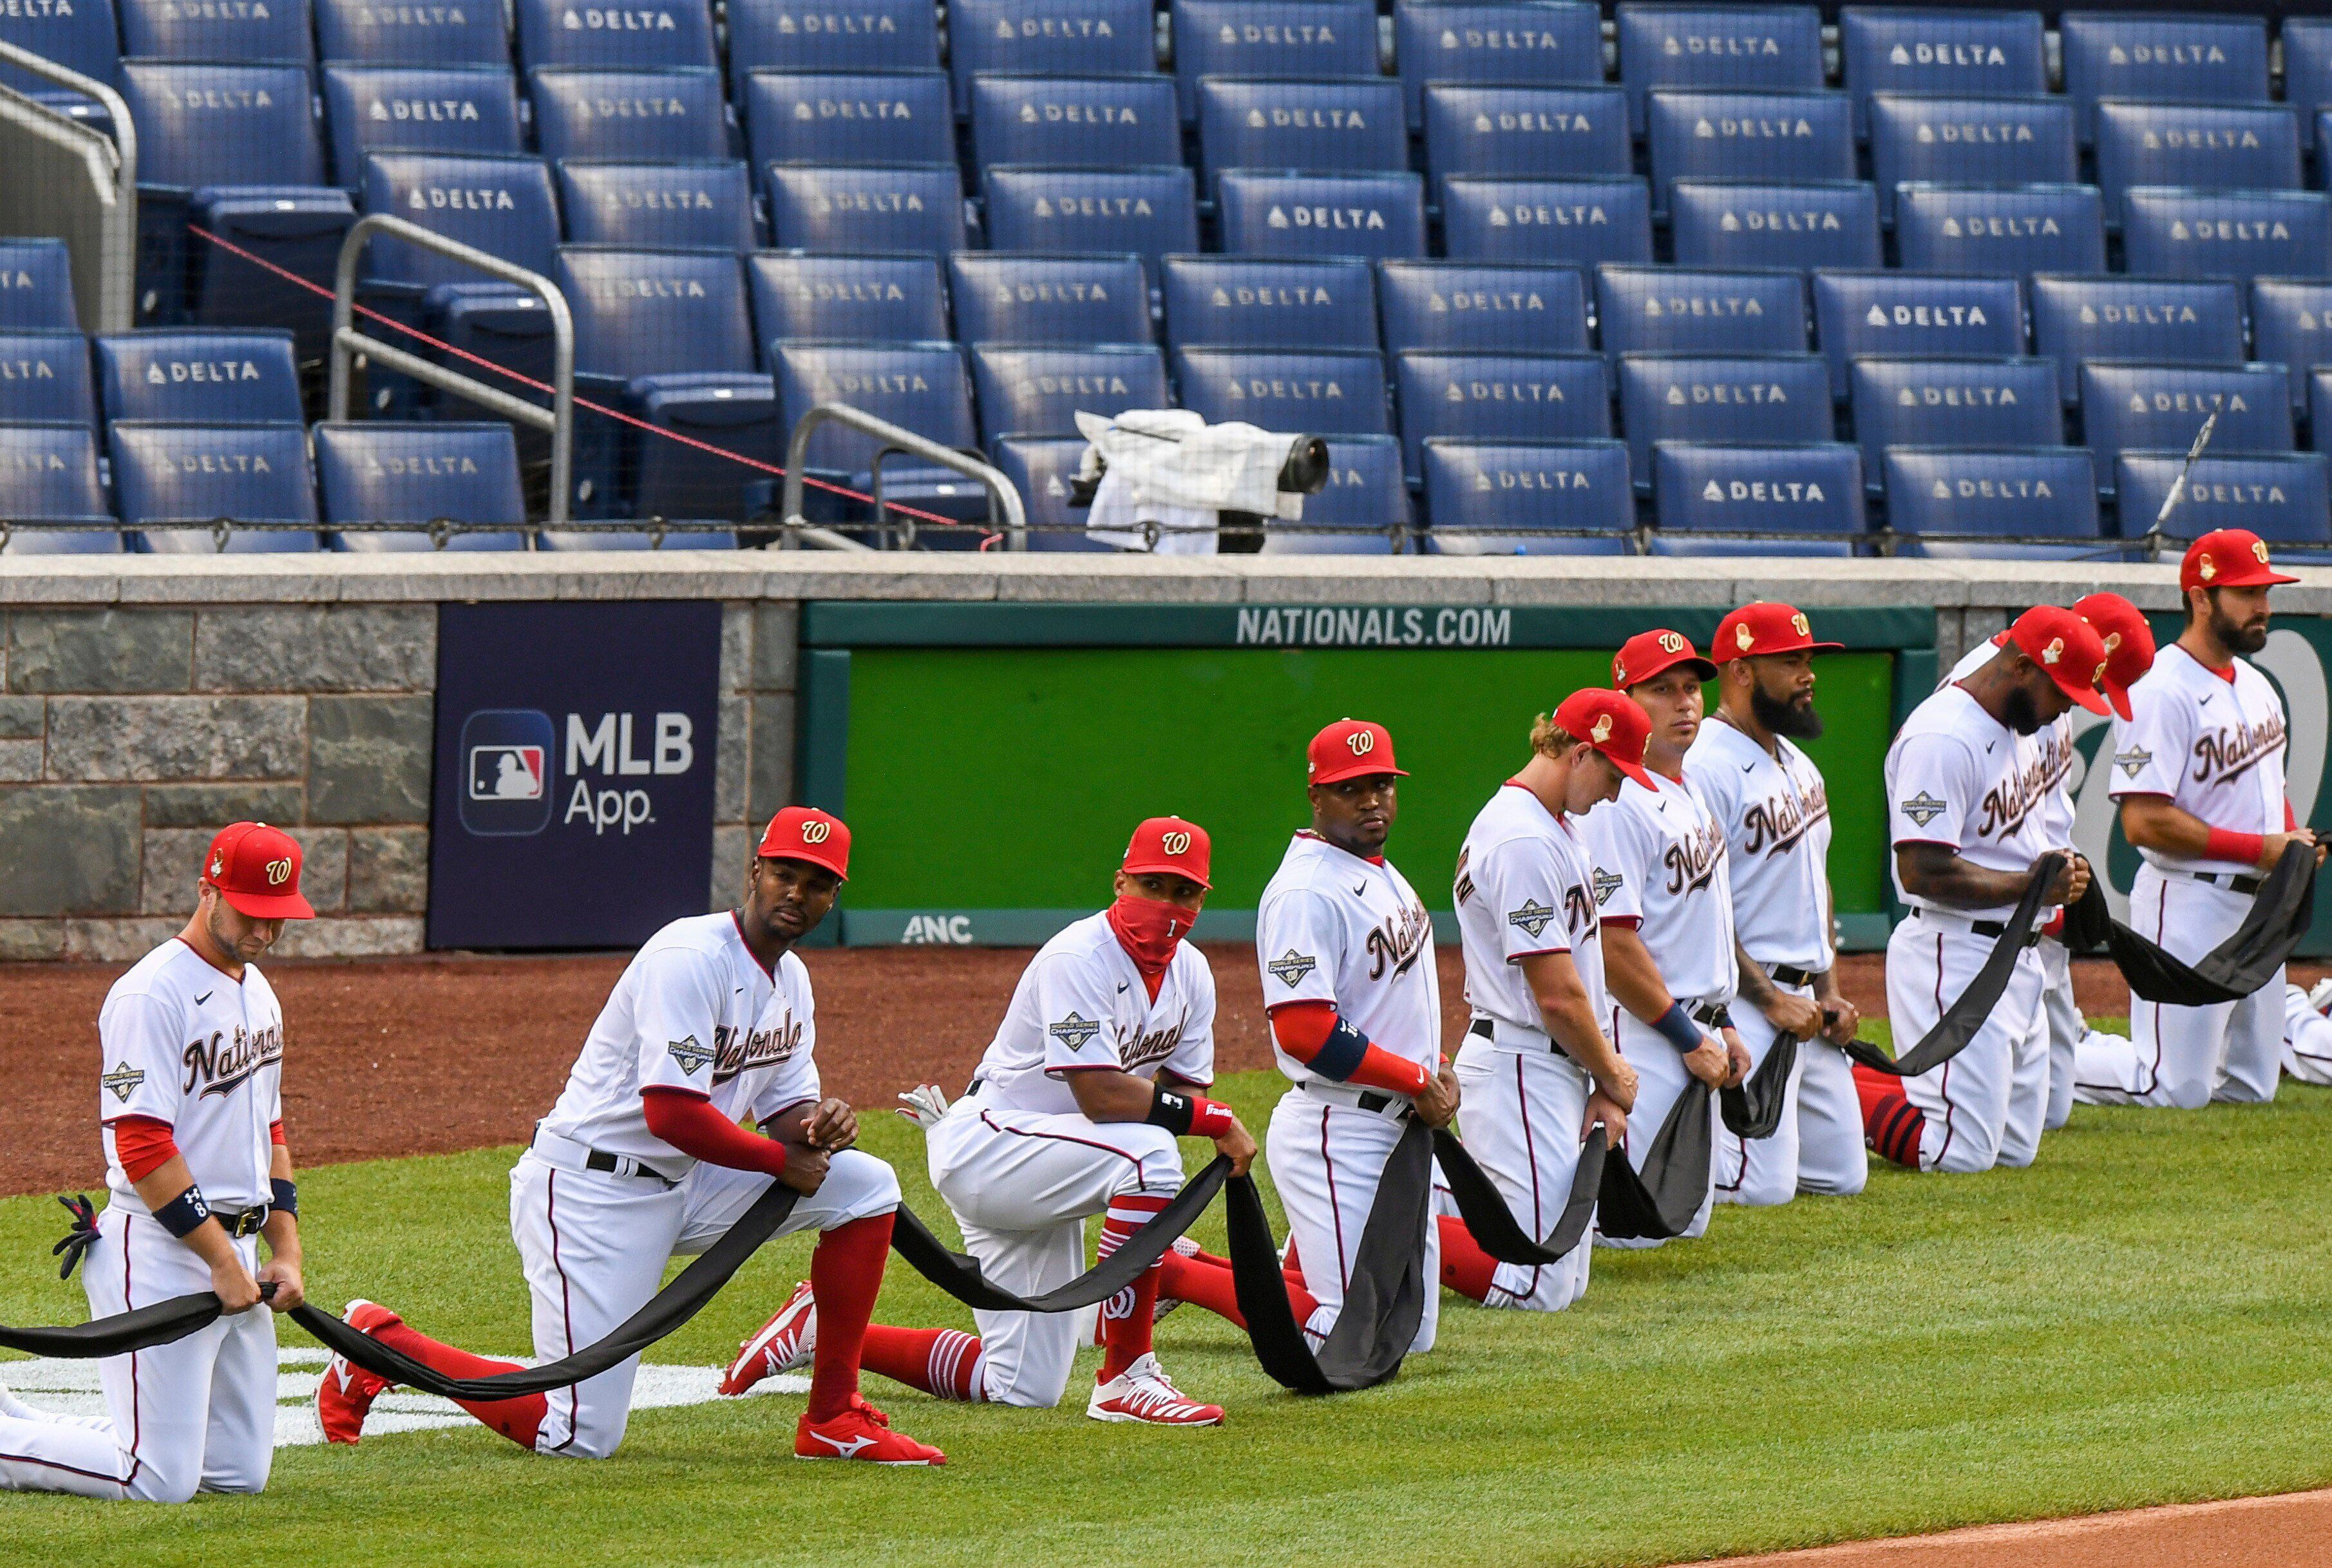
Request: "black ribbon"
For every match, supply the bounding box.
[1846,853,2063,1079]
[1721,1035,1799,1139]
[1591,1081,1714,1242]
[0,1289,250,1359]
[2063,842,2317,1005]
[1430,1125,1605,1265]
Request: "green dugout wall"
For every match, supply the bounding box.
[794,602,1939,949]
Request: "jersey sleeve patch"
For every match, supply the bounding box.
[1589,868,1626,907]
[1047,1012,1103,1052]
[1898,792,1949,828]
[100,1062,147,1103]
[2113,746,2153,780]
[1506,898,1559,938]
[667,1035,714,1075]
[1266,949,1318,987]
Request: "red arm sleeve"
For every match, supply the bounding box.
[2288,799,2299,831]
[112,1115,180,1184]
[1267,1001,1432,1098]
[641,1088,790,1177]
[270,1119,286,1147]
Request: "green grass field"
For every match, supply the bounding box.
[2,1022,2329,1567]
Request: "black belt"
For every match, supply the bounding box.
[1690,1001,1732,1030]
[1469,1014,1573,1060]
[213,1205,271,1238]
[1767,963,1819,989]
[1913,907,2043,945]
[2183,869,2265,896]
[1352,1090,1396,1113]
[585,1149,679,1187]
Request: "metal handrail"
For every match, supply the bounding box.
[0,39,137,331]
[781,402,1023,551]
[327,213,575,527]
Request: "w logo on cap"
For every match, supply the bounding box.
[1161,831,1191,854]
[1657,631,1684,654]
[1347,730,1375,756]
[264,858,293,887]
[800,820,832,845]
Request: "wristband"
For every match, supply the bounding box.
[1310,1014,1373,1081]
[1144,1088,1198,1137]
[153,1184,212,1240]
[1189,1097,1236,1139]
[1652,1001,1703,1054]
[2204,827,2266,867]
[270,1177,297,1218]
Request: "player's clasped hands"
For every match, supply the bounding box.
[1763,990,1826,1043]
[1412,1064,1463,1130]
[210,1256,264,1316]
[802,1097,859,1152]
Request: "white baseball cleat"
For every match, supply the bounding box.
[719,1279,817,1397]
[1086,1352,1224,1426]
[2308,978,2332,1016]
[1152,1234,1203,1323]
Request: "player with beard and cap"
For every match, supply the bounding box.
[2073,531,2326,1110]
[1864,608,2107,1174]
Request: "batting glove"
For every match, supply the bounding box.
[895,1083,951,1130]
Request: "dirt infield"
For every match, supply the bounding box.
[1702,1488,2332,1567]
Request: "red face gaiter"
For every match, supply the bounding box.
[1106,896,1195,1002]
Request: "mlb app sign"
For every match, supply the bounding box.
[431,603,721,949]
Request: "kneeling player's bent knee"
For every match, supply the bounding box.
[1110,1125,1184,1199]
[813,1149,902,1226]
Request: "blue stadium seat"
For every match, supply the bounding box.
[0,332,94,425]
[1375,260,1589,354]
[1162,256,1377,350]
[1441,176,1654,268]
[1866,94,2077,226]
[1837,8,2047,137]
[2058,14,2268,144]
[1421,85,1632,195]
[768,339,980,520]
[118,0,313,67]
[1648,440,1864,555]
[1271,433,1410,553]
[1847,355,2062,482]
[2251,278,2332,414]
[2079,360,2292,493]
[1644,90,1854,213]
[2121,189,2332,283]
[1171,346,1389,434]
[1420,437,1635,554]
[1613,3,1825,137]
[983,167,1199,283]
[951,0,1156,114]
[728,0,940,97]
[110,420,319,553]
[1668,182,1881,272]
[951,253,1152,345]
[323,66,526,187]
[313,420,529,551]
[2287,19,2332,154]
[315,0,509,64]
[125,62,327,191]
[360,153,562,287]
[1881,446,2101,560]
[557,160,758,251]
[1215,171,1427,262]
[753,250,949,344]
[1394,1,1604,130]
[1171,0,1377,120]
[744,70,953,168]
[93,329,301,425]
[764,164,967,254]
[0,240,80,330]
[969,343,1168,443]
[627,372,782,523]
[1894,183,2107,278]
[2311,370,2332,451]
[1616,352,1832,487]
[991,435,1110,550]
[967,74,1182,171]
[2027,274,2246,404]
[2115,450,2329,547]
[532,68,730,164]
[1595,265,1806,363]
[1195,77,1408,189]
[513,0,717,75]
[0,422,118,553]
[1393,350,1609,476]
[1810,272,2023,398]
[2094,102,2300,220]
[0,0,120,122]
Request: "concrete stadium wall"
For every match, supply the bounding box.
[0,551,2291,959]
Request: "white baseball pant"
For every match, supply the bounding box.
[0,1207,276,1502]
[2075,867,2284,1109]
[1445,1034,1592,1312]
[2282,984,2332,1086]
[1885,920,2050,1172]
[1597,1005,1717,1249]
[1715,982,1867,1205]
[922,1099,1183,1408]
[511,1144,900,1458]
[1267,1084,1441,1348]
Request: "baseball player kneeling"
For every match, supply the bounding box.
[723,818,1253,1426]
[2281,980,2332,1086]
[317,809,943,1466]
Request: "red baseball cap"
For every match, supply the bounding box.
[2007,607,2112,716]
[2073,592,2157,721]
[1553,689,1656,790]
[1712,602,1843,664]
[202,822,314,920]
[1307,719,1406,786]
[2181,529,2300,593]
[757,806,850,880]
[1122,816,1211,889]
[1612,628,1716,690]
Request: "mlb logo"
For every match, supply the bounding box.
[459,709,556,837]
[470,744,545,802]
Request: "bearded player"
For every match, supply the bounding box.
[718,818,1254,1426]
[316,808,943,1465]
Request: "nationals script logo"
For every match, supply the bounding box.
[711,1011,806,1084]
[1365,900,1432,983]
[182,1022,284,1099]
[1661,813,1727,896]
[1742,770,1829,856]
[2192,709,2288,787]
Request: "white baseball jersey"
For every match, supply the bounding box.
[537,912,820,1173]
[1257,831,1441,1083]
[970,911,1217,1116]
[1454,784,1607,1035]
[1683,717,1834,971]
[1885,683,2061,921]
[1950,633,2078,844]
[2109,642,2289,876]
[96,938,285,1213]
[1583,771,1739,1004]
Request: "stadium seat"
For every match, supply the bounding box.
[2058,13,2268,142]
[1881,446,2101,559]
[982,167,1200,283]
[1644,90,1854,212]
[1269,433,1410,553]
[322,66,526,187]
[752,250,950,345]
[727,0,940,97]
[764,164,967,254]
[1893,183,2108,278]
[1374,260,1589,354]
[1667,181,1881,272]
[1441,176,1654,269]
[531,68,730,164]
[1215,171,1427,263]
[991,435,1111,550]
[1419,85,1633,194]
[1393,1,1604,129]
[2249,278,2332,413]
[1195,77,1409,189]
[1419,437,1635,554]
[967,74,1182,171]
[2286,19,2332,153]
[1392,350,1610,477]
[1613,3,1825,137]
[950,0,1157,114]
[360,153,562,287]
[950,254,1153,346]
[0,0,120,116]
[93,330,301,425]
[1616,352,1833,487]
[118,0,314,67]
[626,373,782,524]
[1647,440,1865,555]
[1866,94,2078,225]
[2310,370,2332,451]
[1837,8,2047,137]
[743,70,954,169]
[2078,361,2293,493]
[1594,265,1806,364]
[1846,355,2062,482]
[969,343,1168,444]
[0,332,95,425]
[109,420,319,553]
[556,160,759,251]
[0,240,80,330]
[513,0,717,75]
[2114,450,2330,546]
[314,0,509,64]
[1171,0,1378,120]
[312,420,529,551]
[768,338,978,501]
[2121,189,2332,283]
[2094,102,2301,220]
[1162,256,1378,350]
[0,422,119,553]
[1809,272,2024,398]
[2027,274,2246,404]
[1171,346,1390,435]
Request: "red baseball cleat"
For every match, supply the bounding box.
[315,1299,401,1446]
[719,1279,817,1397]
[794,1395,945,1465]
[1086,1353,1224,1426]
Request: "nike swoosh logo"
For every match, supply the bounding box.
[194,990,213,1006]
[1117,981,1129,993]
[808,1431,876,1459]
[1352,880,1369,896]
[2200,693,2215,706]
[1741,762,1756,773]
